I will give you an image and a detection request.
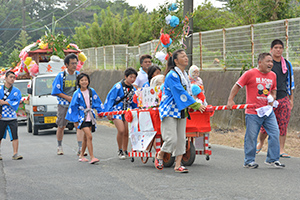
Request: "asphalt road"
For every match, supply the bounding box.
[0,123,300,200]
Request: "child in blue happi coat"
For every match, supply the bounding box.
[104,68,138,159]
[65,73,104,164]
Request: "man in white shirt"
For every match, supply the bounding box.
[133,54,152,89]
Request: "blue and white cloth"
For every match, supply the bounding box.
[104,81,137,120]
[285,60,295,95]
[51,70,80,105]
[159,69,195,121]
[65,88,104,129]
[0,86,22,119]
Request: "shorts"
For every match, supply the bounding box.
[56,104,69,127]
[81,121,92,129]
[80,121,95,132]
[260,96,291,136]
[0,119,18,141]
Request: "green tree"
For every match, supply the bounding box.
[121,10,130,44]
[193,1,243,31]
[15,30,32,50]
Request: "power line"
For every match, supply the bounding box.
[0,3,17,26]
[1,29,21,48]
[24,8,59,28]
[28,0,90,33]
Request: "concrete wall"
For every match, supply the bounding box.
[89,70,300,131]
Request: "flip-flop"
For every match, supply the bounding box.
[155,152,163,170]
[174,166,189,173]
[90,158,100,164]
[280,153,291,158]
[78,157,89,162]
[256,143,262,154]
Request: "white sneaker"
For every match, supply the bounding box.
[264,160,285,168]
[118,150,126,160]
[57,146,64,155]
[243,161,259,169]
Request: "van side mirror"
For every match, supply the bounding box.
[27,88,32,94]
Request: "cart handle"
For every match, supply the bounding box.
[205,104,256,112]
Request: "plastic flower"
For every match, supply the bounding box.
[160,33,170,45]
[170,16,179,27]
[169,3,178,11]
[69,43,79,50]
[39,41,48,50]
[165,14,171,25]
[162,38,172,48]
[155,51,167,62]
[24,57,32,66]
[78,52,87,62]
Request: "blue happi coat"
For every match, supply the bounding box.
[65,88,104,129]
[285,60,295,95]
[104,81,137,120]
[159,70,195,121]
[51,70,80,106]
[142,81,150,88]
[0,85,22,119]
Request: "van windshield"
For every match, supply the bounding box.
[35,77,55,96]
[14,81,29,95]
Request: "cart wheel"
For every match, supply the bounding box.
[206,155,210,161]
[141,157,149,164]
[182,141,196,166]
[131,157,134,162]
[163,153,175,167]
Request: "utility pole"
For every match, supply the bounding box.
[22,0,26,31]
[183,0,193,69]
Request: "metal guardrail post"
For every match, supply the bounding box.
[103,46,106,70]
[285,19,289,60]
[251,25,254,67]
[95,47,98,69]
[199,32,202,70]
[126,44,128,69]
[223,28,226,69]
[113,45,115,70]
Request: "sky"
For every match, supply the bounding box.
[124,0,226,12]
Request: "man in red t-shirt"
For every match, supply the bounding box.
[227,53,285,169]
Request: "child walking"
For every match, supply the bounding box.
[104,68,138,159]
[65,73,104,164]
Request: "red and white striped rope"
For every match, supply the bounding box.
[97,104,255,117]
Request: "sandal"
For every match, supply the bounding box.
[256,143,262,154]
[174,166,189,173]
[78,157,89,162]
[90,158,100,164]
[280,153,291,158]
[155,152,163,170]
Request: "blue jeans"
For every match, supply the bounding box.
[244,111,280,165]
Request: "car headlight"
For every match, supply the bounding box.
[33,105,46,112]
[37,106,46,112]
